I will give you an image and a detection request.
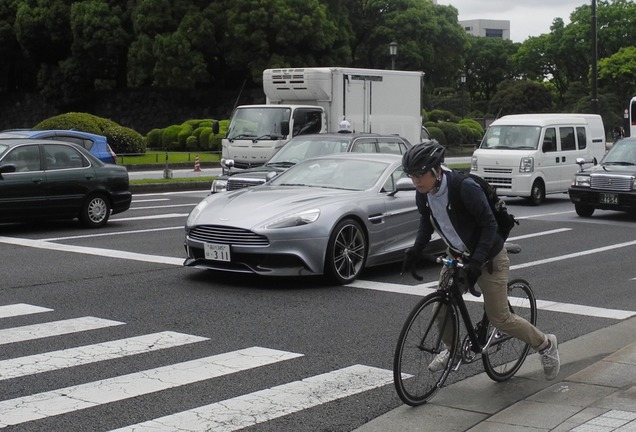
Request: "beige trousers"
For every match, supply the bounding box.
[439,247,546,351]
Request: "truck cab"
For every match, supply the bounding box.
[221,105,324,170]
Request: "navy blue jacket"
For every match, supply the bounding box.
[413,170,504,266]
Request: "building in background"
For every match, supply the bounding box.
[459,19,510,39]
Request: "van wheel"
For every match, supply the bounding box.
[575,204,595,217]
[528,180,545,206]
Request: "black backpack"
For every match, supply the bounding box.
[450,171,519,240]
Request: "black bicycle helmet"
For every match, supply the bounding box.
[402,140,445,176]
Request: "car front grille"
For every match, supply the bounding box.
[483,177,512,189]
[484,167,513,174]
[188,225,269,246]
[591,174,634,191]
[227,178,266,191]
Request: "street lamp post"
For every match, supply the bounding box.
[591,0,599,114]
[460,73,467,119]
[389,41,398,70]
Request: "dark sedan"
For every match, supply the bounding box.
[211,133,412,193]
[568,137,636,217]
[0,139,131,227]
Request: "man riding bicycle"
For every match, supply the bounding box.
[402,141,560,380]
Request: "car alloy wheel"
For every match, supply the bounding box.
[80,194,111,228]
[325,218,367,285]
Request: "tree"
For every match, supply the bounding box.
[598,46,636,105]
[488,80,554,116]
[466,36,518,103]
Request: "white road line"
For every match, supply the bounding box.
[112,213,188,221]
[0,303,52,319]
[132,199,170,203]
[42,226,183,242]
[348,280,636,320]
[0,347,303,428]
[0,236,183,266]
[508,228,572,240]
[130,203,196,210]
[0,331,208,381]
[107,365,393,432]
[0,317,125,346]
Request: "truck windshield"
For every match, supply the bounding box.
[480,126,541,150]
[227,107,291,140]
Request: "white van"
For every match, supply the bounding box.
[470,114,606,205]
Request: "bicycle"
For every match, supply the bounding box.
[393,243,537,406]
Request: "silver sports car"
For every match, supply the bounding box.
[184,153,438,284]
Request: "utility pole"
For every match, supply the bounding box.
[591,0,599,114]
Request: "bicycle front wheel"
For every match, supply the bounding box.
[482,278,537,382]
[393,293,459,406]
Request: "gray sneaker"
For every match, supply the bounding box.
[540,334,560,380]
[428,349,450,372]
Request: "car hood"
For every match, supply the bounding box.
[195,186,361,228]
[582,164,636,175]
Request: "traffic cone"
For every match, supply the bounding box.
[193,154,201,172]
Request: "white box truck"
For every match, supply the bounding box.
[221,67,424,169]
[470,113,606,205]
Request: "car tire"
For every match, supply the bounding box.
[575,203,595,217]
[527,180,545,206]
[324,218,367,285]
[79,193,111,228]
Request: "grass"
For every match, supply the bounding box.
[118,151,220,165]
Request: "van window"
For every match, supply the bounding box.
[481,126,541,149]
[576,127,587,150]
[543,128,556,153]
[560,127,576,151]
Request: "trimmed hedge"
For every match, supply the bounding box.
[34,112,145,154]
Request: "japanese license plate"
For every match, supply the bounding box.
[600,193,618,205]
[204,243,231,261]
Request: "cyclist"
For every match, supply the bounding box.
[402,141,560,381]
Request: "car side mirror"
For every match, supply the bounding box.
[0,163,17,175]
[280,121,290,137]
[388,177,415,196]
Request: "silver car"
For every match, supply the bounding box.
[185,153,436,284]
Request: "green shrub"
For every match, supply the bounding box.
[429,109,459,123]
[436,122,463,146]
[161,125,181,150]
[34,112,146,154]
[146,129,163,148]
[103,125,145,154]
[186,135,198,151]
[428,126,446,146]
[177,124,193,150]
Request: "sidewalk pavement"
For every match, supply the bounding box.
[355,315,636,432]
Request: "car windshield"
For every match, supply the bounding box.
[267,137,349,165]
[602,139,636,165]
[480,126,541,150]
[268,158,389,191]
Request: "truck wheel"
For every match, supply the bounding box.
[528,180,545,206]
[575,204,595,217]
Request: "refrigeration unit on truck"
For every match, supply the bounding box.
[221,67,424,169]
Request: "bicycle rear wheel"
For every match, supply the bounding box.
[393,293,458,406]
[482,278,537,382]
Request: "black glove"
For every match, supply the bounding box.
[464,261,482,286]
[402,247,424,280]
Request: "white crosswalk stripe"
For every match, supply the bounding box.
[0,304,390,431]
[108,365,394,432]
[0,331,208,380]
[0,316,125,345]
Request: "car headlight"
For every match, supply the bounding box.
[263,209,321,229]
[211,179,228,193]
[186,200,210,228]
[470,156,478,172]
[573,175,591,187]
[519,157,534,173]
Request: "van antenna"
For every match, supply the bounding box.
[494,106,503,120]
[231,79,247,112]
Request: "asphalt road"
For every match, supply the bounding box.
[0,189,634,431]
